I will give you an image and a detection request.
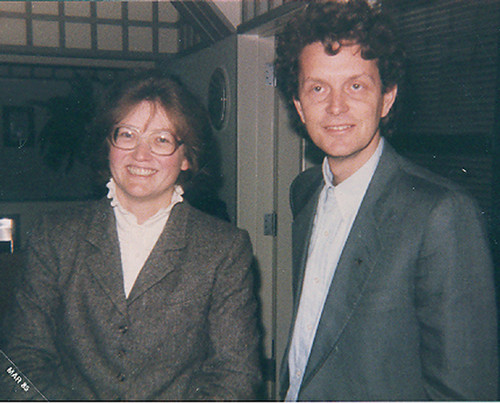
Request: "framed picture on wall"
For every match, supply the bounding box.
[2,106,34,148]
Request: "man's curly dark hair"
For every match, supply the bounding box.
[275,0,405,134]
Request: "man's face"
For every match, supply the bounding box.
[293,42,397,183]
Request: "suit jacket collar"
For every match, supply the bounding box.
[127,202,188,302]
[279,182,322,398]
[83,199,189,315]
[84,198,127,315]
[291,142,404,391]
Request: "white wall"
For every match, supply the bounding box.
[165,35,238,223]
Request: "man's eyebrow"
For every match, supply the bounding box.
[301,77,325,84]
[347,73,378,84]
[301,73,378,84]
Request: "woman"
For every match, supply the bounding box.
[2,71,262,400]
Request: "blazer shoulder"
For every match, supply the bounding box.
[290,166,323,219]
[31,201,98,234]
[182,202,251,245]
[27,199,111,255]
[384,151,484,224]
[395,154,472,200]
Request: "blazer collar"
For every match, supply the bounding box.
[291,183,322,313]
[127,202,189,302]
[280,183,322,399]
[83,199,189,313]
[291,143,401,310]
[298,142,404,389]
[84,198,127,315]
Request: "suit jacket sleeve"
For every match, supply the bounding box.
[184,230,262,401]
[416,191,497,400]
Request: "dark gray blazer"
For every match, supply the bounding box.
[2,199,262,400]
[280,142,498,401]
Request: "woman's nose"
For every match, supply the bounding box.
[131,138,153,160]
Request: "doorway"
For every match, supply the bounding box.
[237,22,305,398]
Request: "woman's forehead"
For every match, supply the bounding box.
[118,101,177,130]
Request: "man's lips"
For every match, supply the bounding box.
[324,124,355,131]
[127,166,157,176]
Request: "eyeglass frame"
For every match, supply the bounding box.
[108,125,185,156]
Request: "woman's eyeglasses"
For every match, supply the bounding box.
[109,125,184,156]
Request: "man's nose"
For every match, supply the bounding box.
[326,90,349,115]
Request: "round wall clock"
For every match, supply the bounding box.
[208,68,228,130]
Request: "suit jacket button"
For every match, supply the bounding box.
[119,325,128,334]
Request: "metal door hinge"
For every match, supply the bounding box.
[264,212,277,236]
[264,63,276,87]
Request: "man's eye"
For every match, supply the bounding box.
[312,85,323,93]
[352,83,362,90]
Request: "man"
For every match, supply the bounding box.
[275,1,498,400]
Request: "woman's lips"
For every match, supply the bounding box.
[127,166,157,176]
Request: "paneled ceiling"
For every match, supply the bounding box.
[0,0,296,65]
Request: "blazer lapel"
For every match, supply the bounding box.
[84,199,128,316]
[126,202,188,303]
[300,143,402,388]
[280,176,323,395]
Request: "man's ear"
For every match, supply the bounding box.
[293,97,306,124]
[381,85,398,118]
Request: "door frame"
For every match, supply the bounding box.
[236,6,304,397]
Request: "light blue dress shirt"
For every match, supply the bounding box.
[286,138,384,401]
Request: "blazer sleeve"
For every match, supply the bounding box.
[184,230,263,401]
[415,191,498,400]
[1,216,82,400]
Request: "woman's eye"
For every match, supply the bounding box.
[155,134,174,144]
[117,129,135,139]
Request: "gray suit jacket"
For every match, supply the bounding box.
[280,142,498,401]
[2,199,262,400]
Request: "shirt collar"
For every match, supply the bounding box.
[321,137,384,219]
[106,178,184,226]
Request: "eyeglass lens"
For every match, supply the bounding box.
[111,126,181,156]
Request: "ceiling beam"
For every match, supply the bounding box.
[171,1,235,44]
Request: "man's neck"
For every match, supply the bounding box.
[327,136,382,185]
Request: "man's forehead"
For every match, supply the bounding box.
[298,42,380,74]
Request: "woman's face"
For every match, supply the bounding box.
[108,101,189,214]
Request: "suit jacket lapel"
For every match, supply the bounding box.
[280,174,323,395]
[84,199,128,316]
[127,202,188,303]
[300,143,402,388]
[291,183,323,310]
